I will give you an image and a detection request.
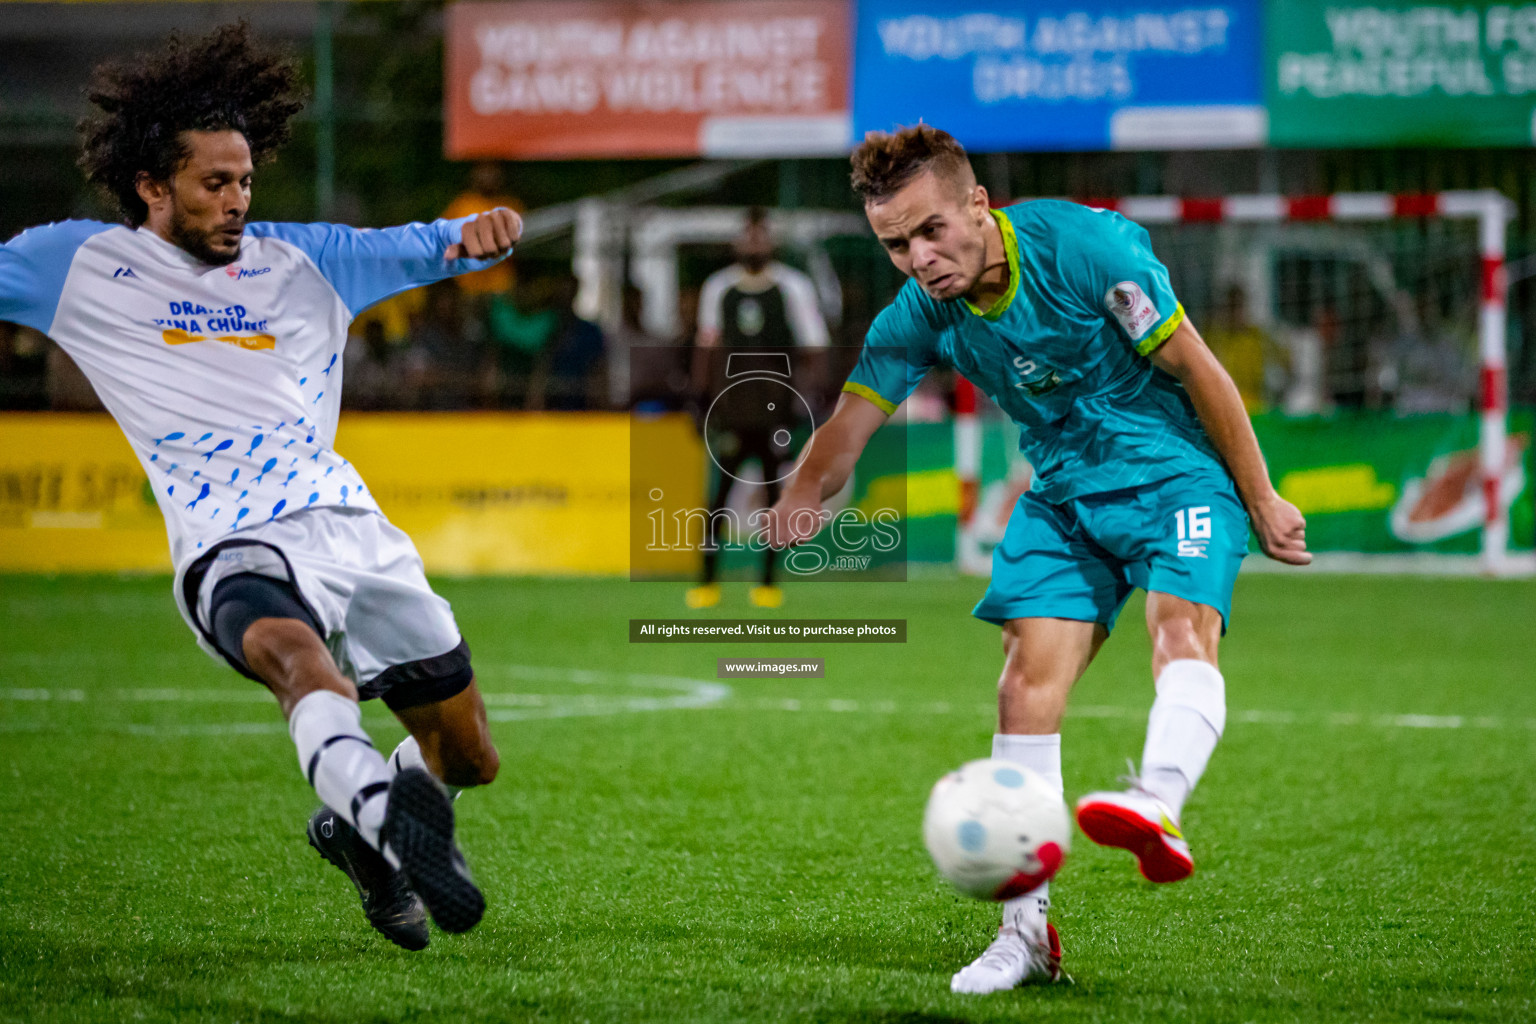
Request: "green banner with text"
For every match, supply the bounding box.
[1266,2,1536,146]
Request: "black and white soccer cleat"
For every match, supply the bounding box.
[307,805,429,951]
[381,768,485,934]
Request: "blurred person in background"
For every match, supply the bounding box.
[623,283,690,412]
[409,279,494,409]
[525,273,606,411]
[487,271,559,407]
[1281,305,1336,416]
[442,161,522,305]
[0,23,518,950]
[343,318,416,411]
[687,207,830,610]
[1201,284,1272,413]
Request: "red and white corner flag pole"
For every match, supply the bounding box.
[1477,193,1512,573]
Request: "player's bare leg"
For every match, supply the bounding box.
[1076,593,1226,883]
[952,617,1103,994]
[388,681,500,791]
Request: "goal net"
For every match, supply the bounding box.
[957,191,1527,576]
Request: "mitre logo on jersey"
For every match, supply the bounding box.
[225,265,272,280]
[1104,281,1160,341]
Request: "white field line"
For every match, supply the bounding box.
[0,664,733,735]
[2,678,1532,735]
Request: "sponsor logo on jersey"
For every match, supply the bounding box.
[113,266,139,279]
[1104,280,1160,341]
[1011,355,1062,396]
[225,265,272,280]
[161,328,276,350]
[154,302,272,349]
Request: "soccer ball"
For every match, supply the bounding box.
[922,758,1071,900]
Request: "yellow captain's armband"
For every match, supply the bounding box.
[1136,303,1186,356]
[842,381,899,416]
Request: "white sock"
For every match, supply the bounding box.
[289,689,393,851]
[992,732,1062,936]
[387,734,464,799]
[1140,659,1226,819]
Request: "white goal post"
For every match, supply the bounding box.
[954,190,1517,575]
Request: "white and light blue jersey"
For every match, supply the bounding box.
[844,200,1225,503]
[0,216,507,567]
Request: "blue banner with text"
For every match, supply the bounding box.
[852,0,1265,152]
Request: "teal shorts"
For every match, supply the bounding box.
[972,472,1249,632]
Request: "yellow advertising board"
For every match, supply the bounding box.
[0,413,173,572]
[0,412,703,575]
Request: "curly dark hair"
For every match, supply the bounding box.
[78,22,304,226]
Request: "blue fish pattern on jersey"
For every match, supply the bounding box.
[229,508,250,531]
[193,431,213,446]
[227,468,240,486]
[253,458,278,485]
[322,353,337,376]
[340,485,350,506]
[185,483,210,510]
[244,434,264,457]
[200,439,233,463]
[153,432,184,447]
[268,499,287,522]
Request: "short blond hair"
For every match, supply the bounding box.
[849,124,973,205]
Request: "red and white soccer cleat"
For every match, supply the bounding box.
[949,922,1064,994]
[1074,788,1194,883]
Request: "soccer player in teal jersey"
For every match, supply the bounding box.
[768,126,1309,993]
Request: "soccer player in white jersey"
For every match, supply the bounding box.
[768,126,1309,991]
[0,25,520,949]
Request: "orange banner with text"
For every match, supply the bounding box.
[445,0,851,159]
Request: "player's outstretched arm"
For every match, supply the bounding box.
[1151,319,1311,566]
[245,209,521,322]
[765,391,889,549]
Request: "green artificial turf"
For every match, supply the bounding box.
[1,572,1534,1023]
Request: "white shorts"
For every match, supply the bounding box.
[174,507,470,707]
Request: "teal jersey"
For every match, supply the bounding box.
[844,200,1225,503]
